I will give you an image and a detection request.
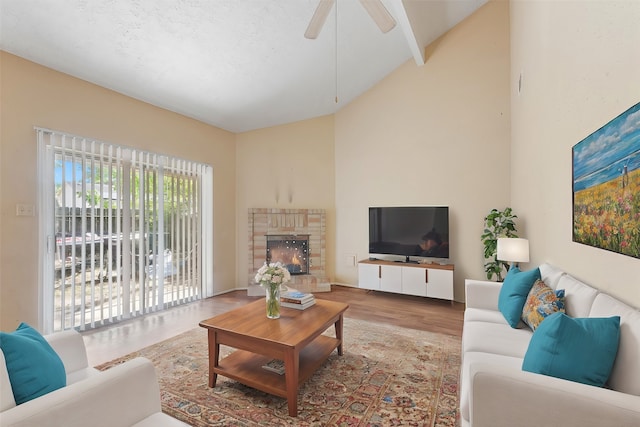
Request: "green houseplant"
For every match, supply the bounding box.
[481,207,518,281]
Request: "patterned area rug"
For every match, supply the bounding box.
[97,318,461,426]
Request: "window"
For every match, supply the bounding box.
[37,128,213,333]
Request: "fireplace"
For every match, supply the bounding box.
[266,235,309,275]
[248,208,329,294]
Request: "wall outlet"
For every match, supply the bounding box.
[16,204,35,216]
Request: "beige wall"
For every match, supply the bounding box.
[334,0,511,301]
[5,0,636,332]
[0,52,237,330]
[510,1,640,307]
[235,116,336,287]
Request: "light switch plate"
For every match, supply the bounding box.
[16,204,35,216]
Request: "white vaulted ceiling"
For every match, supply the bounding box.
[0,0,487,133]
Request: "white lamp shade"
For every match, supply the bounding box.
[497,238,530,263]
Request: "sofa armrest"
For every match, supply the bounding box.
[0,358,162,427]
[464,279,502,311]
[45,330,89,374]
[469,363,640,427]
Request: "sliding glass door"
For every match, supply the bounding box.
[37,128,212,333]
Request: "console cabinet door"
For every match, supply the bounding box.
[425,268,454,300]
[401,266,428,297]
[358,263,380,290]
[380,265,402,293]
[359,261,454,301]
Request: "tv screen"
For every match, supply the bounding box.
[369,206,449,260]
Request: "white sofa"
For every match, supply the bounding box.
[461,262,640,427]
[0,329,188,427]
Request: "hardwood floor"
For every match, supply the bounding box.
[315,285,464,336]
[83,285,464,367]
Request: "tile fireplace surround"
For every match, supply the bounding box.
[247,208,330,296]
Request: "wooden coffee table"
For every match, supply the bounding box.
[198,298,349,417]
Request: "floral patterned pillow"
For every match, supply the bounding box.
[521,279,565,331]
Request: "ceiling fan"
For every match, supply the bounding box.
[304,0,397,39]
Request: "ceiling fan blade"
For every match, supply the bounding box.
[304,0,335,39]
[359,0,396,33]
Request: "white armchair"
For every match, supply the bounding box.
[0,330,188,427]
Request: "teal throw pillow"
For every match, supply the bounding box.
[498,266,541,328]
[522,313,620,387]
[0,323,66,404]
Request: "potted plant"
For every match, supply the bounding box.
[481,207,518,281]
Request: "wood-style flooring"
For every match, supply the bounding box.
[83,285,464,367]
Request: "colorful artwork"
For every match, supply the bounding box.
[572,102,640,259]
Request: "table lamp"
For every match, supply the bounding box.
[497,238,529,269]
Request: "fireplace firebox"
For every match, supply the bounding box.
[266,235,309,275]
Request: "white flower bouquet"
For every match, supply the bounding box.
[254,261,291,288]
[255,262,291,318]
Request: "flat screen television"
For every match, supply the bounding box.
[369,206,449,261]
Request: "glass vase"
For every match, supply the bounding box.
[265,285,281,319]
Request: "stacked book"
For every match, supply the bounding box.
[280,291,316,310]
[261,359,285,375]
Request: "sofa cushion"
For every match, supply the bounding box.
[521,279,565,331]
[589,293,640,396]
[498,266,541,328]
[538,263,565,290]
[556,274,598,318]
[463,321,533,358]
[45,329,90,377]
[0,323,67,405]
[464,307,511,325]
[522,312,620,387]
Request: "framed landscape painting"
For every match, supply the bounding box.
[572,102,640,259]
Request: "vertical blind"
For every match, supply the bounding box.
[37,128,212,333]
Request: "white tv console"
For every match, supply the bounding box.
[358,259,454,302]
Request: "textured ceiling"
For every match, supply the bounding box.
[0,0,487,133]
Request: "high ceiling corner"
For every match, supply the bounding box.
[0,0,488,133]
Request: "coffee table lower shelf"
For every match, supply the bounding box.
[213,334,340,399]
